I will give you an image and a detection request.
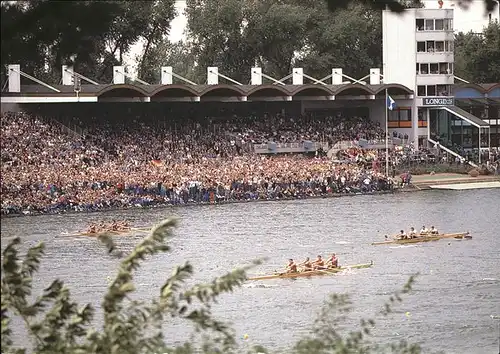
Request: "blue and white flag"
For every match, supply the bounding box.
[386,95,396,111]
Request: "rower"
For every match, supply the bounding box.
[298,257,312,271]
[97,222,106,232]
[408,227,417,238]
[398,230,408,240]
[325,253,339,268]
[87,223,97,234]
[286,259,298,273]
[419,225,428,235]
[312,255,325,270]
[429,226,439,235]
[110,220,119,231]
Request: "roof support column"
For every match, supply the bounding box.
[113,66,125,84]
[8,65,20,93]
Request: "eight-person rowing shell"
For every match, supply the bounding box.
[285,254,339,274]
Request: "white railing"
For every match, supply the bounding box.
[427,137,478,168]
[50,118,85,138]
[253,141,328,150]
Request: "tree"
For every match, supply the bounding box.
[184,0,381,82]
[184,0,259,83]
[0,0,176,85]
[244,1,313,79]
[137,41,198,84]
[0,1,121,83]
[454,21,500,83]
[323,0,498,13]
[2,217,422,354]
[136,0,177,82]
[296,2,382,81]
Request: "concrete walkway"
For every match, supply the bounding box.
[410,173,500,190]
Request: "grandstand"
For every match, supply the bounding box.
[1,6,499,216]
[2,7,499,166]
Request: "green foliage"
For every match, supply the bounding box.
[3,0,498,85]
[0,0,176,84]
[2,216,424,354]
[323,0,498,13]
[296,2,382,80]
[292,276,421,354]
[454,21,500,83]
[184,0,383,81]
[184,0,259,83]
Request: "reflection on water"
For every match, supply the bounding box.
[2,189,500,353]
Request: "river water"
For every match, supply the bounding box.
[2,189,500,354]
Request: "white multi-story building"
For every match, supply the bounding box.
[382,6,493,158]
[383,8,456,147]
[422,0,499,33]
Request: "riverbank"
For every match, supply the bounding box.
[2,173,498,219]
[1,189,397,219]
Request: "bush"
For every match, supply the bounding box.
[1,217,422,354]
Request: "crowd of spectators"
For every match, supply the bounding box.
[0,110,422,216]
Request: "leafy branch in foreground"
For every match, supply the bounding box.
[292,275,421,354]
[2,216,422,354]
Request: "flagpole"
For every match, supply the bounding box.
[385,88,389,177]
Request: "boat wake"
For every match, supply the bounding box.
[334,241,351,245]
[389,245,417,249]
[243,283,277,289]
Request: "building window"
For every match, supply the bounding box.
[416,19,424,31]
[436,84,451,96]
[435,41,445,52]
[418,108,428,127]
[424,84,452,96]
[425,19,434,30]
[444,19,453,31]
[416,18,452,31]
[439,62,452,74]
[417,41,453,53]
[417,62,453,75]
[417,85,426,96]
[388,108,412,128]
[435,19,444,30]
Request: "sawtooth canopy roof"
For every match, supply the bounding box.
[246,84,292,97]
[334,83,375,96]
[88,83,414,98]
[373,83,414,95]
[455,82,500,94]
[291,84,334,96]
[150,84,199,98]
[199,84,246,97]
[97,84,149,98]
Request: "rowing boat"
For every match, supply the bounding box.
[247,261,373,281]
[371,232,471,246]
[63,227,151,237]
